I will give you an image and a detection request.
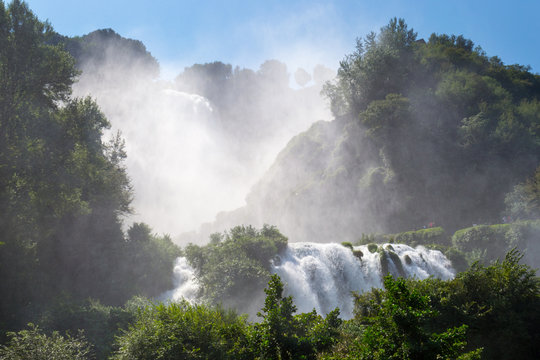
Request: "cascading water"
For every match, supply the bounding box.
[159,257,200,303]
[273,243,454,318]
[163,242,454,319]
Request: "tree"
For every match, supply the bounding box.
[0,0,81,331]
[255,274,298,360]
[254,275,342,360]
[294,68,311,87]
[0,1,176,337]
[324,18,418,116]
[123,222,181,297]
[175,61,232,107]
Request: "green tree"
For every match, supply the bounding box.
[324,18,418,116]
[254,274,298,360]
[0,1,176,338]
[39,297,138,360]
[254,275,342,360]
[0,0,82,331]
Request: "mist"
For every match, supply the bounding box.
[66,24,539,269]
[69,29,334,240]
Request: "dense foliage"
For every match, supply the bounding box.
[352,277,480,360]
[451,220,540,265]
[37,297,140,359]
[504,165,540,220]
[65,256,539,360]
[112,275,342,360]
[252,274,342,360]
[322,250,540,360]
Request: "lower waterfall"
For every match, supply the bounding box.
[163,242,454,319]
[273,243,454,318]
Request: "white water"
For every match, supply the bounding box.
[159,257,200,303]
[274,243,454,318]
[163,242,454,319]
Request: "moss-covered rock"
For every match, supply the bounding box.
[379,250,389,276]
[404,254,412,265]
[353,249,364,260]
[387,251,405,278]
[443,247,467,273]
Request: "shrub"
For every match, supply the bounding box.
[451,221,540,266]
[39,297,138,359]
[392,227,448,247]
[112,301,252,360]
[0,324,92,360]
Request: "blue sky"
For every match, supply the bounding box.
[25,0,540,79]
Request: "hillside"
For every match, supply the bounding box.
[202,19,540,245]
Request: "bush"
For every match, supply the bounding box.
[112,301,252,360]
[394,250,540,359]
[0,324,92,360]
[38,297,138,359]
[391,227,448,247]
[451,221,540,266]
[443,247,468,272]
[358,233,386,245]
[339,276,482,360]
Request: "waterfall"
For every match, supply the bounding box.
[273,243,454,318]
[163,242,454,319]
[160,257,200,303]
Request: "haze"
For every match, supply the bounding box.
[23,0,540,241]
